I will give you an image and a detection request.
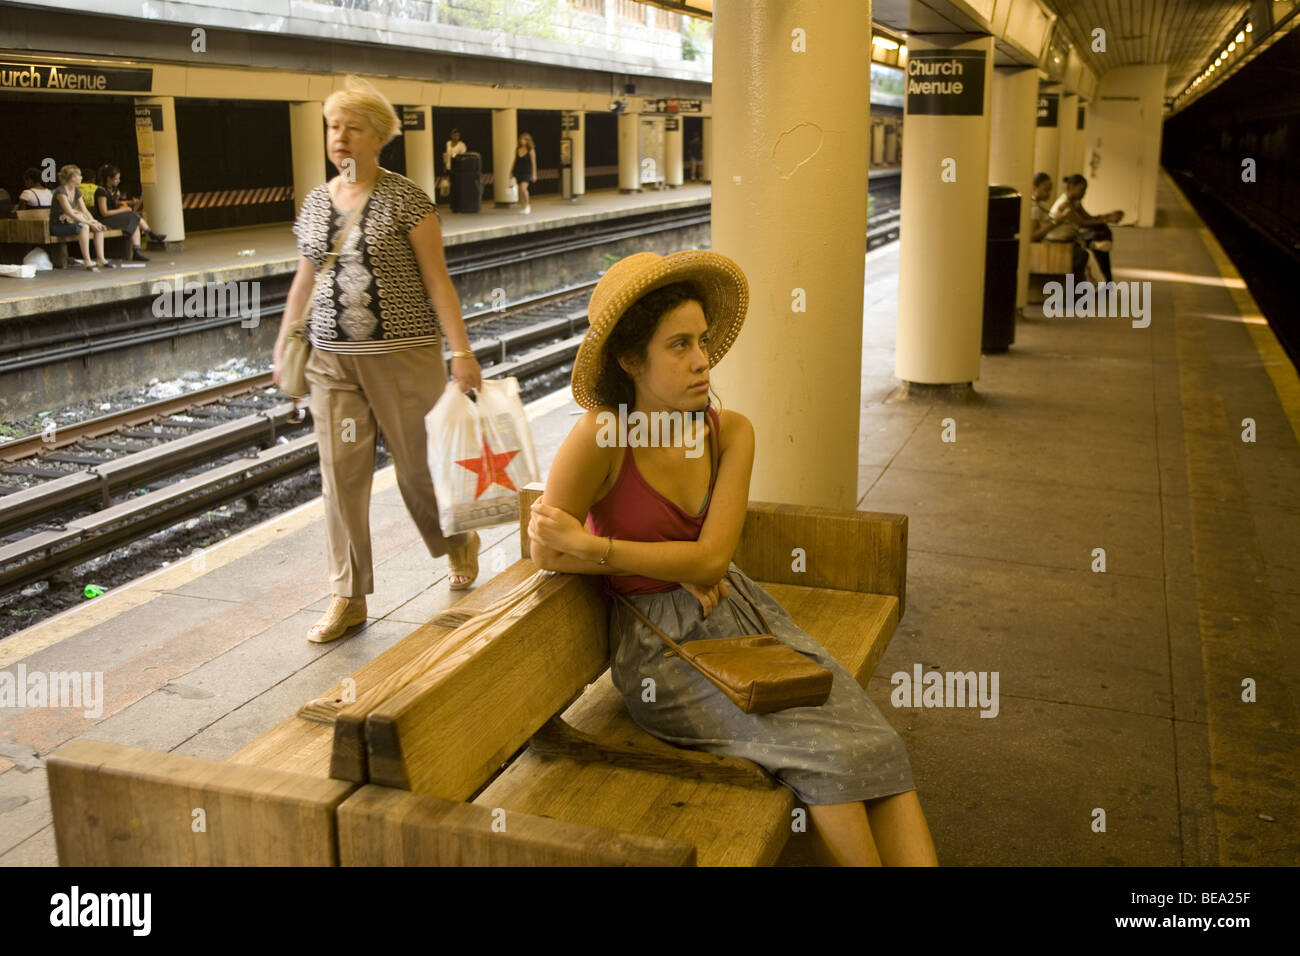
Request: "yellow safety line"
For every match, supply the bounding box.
[1163,171,1300,447]
[1162,169,1297,865]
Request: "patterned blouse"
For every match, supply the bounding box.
[292,170,442,354]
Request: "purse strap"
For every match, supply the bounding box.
[610,406,773,652]
[289,169,384,336]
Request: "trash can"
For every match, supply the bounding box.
[450,152,482,214]
[982,185,1021,353]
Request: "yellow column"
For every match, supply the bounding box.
[134,96,185,243]
[1057,92,1079,186]
[563,110,586,197]
[665,115,684,186]
[711,0,871,509]
[617,106,640,193]
[288,100,326,213]
[403,105,435,198]
[896,34,995,386]
[1032,83,1061,189]
[492,107,519,206]
[989,68,1039,313]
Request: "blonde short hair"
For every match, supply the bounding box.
[57,164,81,185]
[323,75,402,146]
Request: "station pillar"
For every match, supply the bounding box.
[895,33,995,387]
[492,107,519,207]
[617,107,640,193]
[700,116,712,183]
[403,105,436,200]
[989,68,1038,313]
[1057,92,1079,186]
[134,96,185,244]
[562,110,586,197]
[665,115,684,187]
[710,0,870,509]
[289,100,326,214]
[1032,83,1061,190]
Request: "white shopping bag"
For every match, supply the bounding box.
[426,377,540,535]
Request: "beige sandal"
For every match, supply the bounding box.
[448,531,480,590]
[306,595,367,643]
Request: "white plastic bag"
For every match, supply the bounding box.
[427,377,540,535]
[23,247,53,271]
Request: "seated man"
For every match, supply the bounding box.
[1049,173,1123,283]
[1031,172,1087,279]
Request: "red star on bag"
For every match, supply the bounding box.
[456,437,520,499]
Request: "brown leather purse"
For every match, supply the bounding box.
[613,577,832,714]
[609,410,833,715]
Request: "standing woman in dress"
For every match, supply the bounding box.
[49,165,111,271]
[513,132,537,214]
[272,75,483,644]
[528,251,939,866]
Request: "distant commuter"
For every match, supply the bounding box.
[1031,172,1088,280]
[272,74,482,644]
[95,164,165,262]
[77,165,99,209]
[686,133,703,181]
[443,128,467,172]
[513,131,537,214]
[17,169,52,209]
[50,165,112,271]
[1050,174,1123,283]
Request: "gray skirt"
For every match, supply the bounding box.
[608,563,916,805]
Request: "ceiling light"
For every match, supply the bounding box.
[872,36,899,50]
[1228,42,1236,52]
[899,44,907,57]
[1236,31,1245,42]
[1246,23,1252,32]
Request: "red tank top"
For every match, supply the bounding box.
[586,406,719,595]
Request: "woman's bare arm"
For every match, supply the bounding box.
[530,408,755,587]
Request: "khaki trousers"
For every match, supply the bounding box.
[306,345,470,597]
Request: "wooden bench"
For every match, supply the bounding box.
[1027,241,1076,304]
[0,210,124,268]
[47,484,908,866]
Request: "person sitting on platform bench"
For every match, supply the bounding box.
[1049,174,1123,284]
[1031,172,1088,280]
[96,164,165,262]
[527,250,940,867]
[17,168,52,209]
[50,165,112,272]
[77,164,99,211]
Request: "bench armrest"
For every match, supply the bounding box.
[518,484,907,615]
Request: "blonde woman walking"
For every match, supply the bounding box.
[273,75,483,643]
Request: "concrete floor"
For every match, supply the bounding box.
[0,174,1296,866]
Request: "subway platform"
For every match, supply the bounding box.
[1,172,1297,866]
[0,183,713,320]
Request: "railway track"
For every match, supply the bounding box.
[0,284,596,599]
[1,191,905,621]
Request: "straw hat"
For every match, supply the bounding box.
[571,250,749,410]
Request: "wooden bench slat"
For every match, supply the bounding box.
[47,739,353,866]
[337,784,696,866]
[365,570,609,798]
[473,586,899,867]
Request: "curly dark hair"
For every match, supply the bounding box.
[591,280,718,410]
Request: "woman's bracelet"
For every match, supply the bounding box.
[450,350,476,361]
[596,536,613,566]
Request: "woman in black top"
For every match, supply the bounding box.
[513,132,537,214]
[95,164,165,262]
[50,165,111,271]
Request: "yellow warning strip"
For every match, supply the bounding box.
[1163,171,1300,447]
[1162,170,1298,864]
